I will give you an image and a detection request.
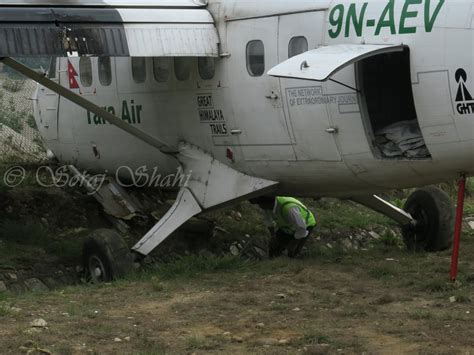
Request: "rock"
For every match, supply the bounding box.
[449,296,457,303]
[369,231,381,240]
[30,319,47,328]
[278,339,290,345]
[0,281,7,292]
[23,328,42,335]
[253,247,266,258]
[468,221,474,230]
[256,338,279,346]
[230,245,240,256]
[124,336,131,342]
[276,293,286,299]
[73,227,88,234]
[24,279,49,292]
[7,273,17,281]
[231,336,243,343]
[21,340,36,348]
[231,211,242,221]
[326,243,333,249]
[27,348,52,355]
[256,323,265,328]
[293,307,301,312]
[114,337,122,342]
[222,331,231,336]
[40,217,48,226]
[341,240,352,250]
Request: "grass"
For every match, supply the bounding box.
[0,220,49,246]
[368,265,400,279]
[0,219,84,265]
[409,310,434,320]
[299,329,331,346]
[311,199,395,230]
[422,279,456,293]
[152,255,248,280]
[0,95,27,133]
[185,335,218,351]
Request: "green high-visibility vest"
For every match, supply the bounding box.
[274,196,316,234]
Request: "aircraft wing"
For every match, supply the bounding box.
[0,0,218,57]
[268,44,404,82]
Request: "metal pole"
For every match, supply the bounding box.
[450,174,466,282]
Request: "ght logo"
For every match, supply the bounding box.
[455,68,474,115]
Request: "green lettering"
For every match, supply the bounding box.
[424,0,445,32]
[93,113,102,125]
[131,100,136,124]
[345,3,368,37]
[136,105,143,124]
[87,111,92,124]
[399,0,421,34]
[329,4,344,39]
[375,0,396,36]
[121,100,131,124]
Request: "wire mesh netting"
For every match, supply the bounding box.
[0,76,46,162]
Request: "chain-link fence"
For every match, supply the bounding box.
[0,75,47,162]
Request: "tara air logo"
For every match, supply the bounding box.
[455,68,474,115]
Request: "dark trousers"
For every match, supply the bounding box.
[269,227,313,258]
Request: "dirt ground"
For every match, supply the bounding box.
[0,235,473,354]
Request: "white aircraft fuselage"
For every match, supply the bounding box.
[34,0,474,197]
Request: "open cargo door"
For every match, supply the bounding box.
[268,44,404,82]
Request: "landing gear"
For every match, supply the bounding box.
[83,229,135,282]
[402,187,454,252]
[352,186,455,253]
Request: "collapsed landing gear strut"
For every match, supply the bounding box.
[81,143,279,282]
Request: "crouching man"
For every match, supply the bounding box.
[251,196,316,258]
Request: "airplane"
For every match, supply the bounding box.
[0,0,471,281]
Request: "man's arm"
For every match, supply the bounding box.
[287,207,308,239]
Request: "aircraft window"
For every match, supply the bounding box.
[288,36,308,58]
[48,57,56,79]
[131,57,147,84]
[98,57,112,86]
[246,40,265,77]
[153,57,170,83]
[174,57,192,81]
[198,57,215,80]
[79,57,93,87]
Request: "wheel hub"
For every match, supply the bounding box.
[89,255,107,282]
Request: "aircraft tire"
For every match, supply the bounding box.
[83,229,134,282]
[402,187,454,252]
